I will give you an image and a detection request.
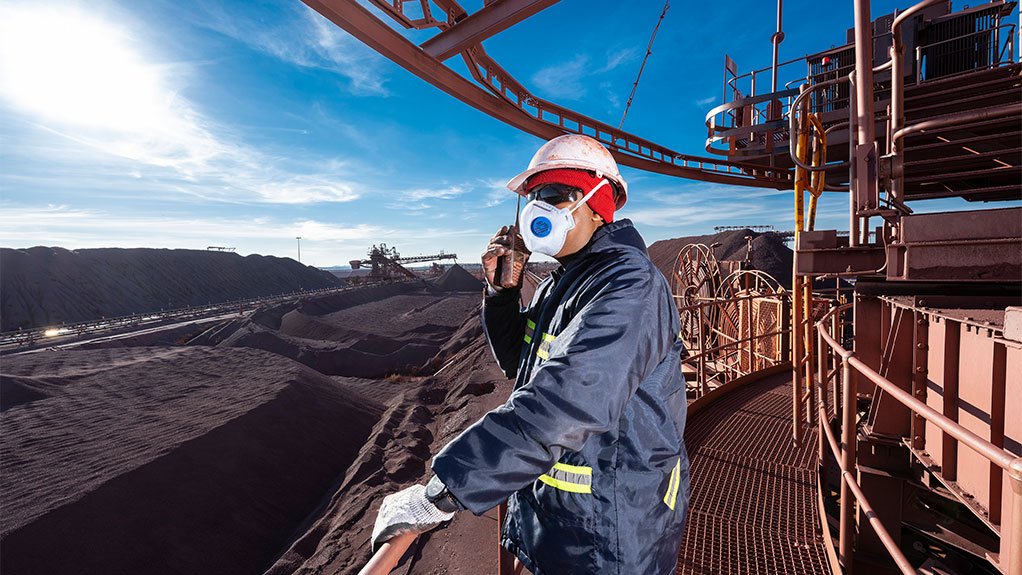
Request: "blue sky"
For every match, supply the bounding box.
[0,0,1015,267]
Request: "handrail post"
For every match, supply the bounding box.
[839,356,857,574]
[698,303,708,397]
[831,310,842,411]
[771,0,784,93]
[1009,458,1022,575]
[817,326,828,463]
[890,0,943,203]
[497,503,515,575]
[818,324,828,413]
[852,0,875,151]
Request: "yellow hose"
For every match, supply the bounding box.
[806,114,827,231]
[793,109,810,234]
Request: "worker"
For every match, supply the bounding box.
[371,134,690,574]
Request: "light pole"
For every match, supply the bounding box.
[296,236,302,263]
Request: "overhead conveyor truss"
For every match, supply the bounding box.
[301,0,794,190]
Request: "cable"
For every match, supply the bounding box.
[618,0,670,129]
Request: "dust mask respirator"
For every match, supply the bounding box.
[520,178,609,257]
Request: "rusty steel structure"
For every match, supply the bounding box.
[314,1,1022,574]
[349,244,457,279]
[669,246,792,398]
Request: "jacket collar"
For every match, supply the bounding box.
[555,218,647,272]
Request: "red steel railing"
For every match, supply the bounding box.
[815,302,1022,575]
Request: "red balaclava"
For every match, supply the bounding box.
[524,168,616,223]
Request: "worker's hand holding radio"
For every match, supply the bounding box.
[482,225,530,292]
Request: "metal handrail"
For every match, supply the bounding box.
[815,302,1022,575]
[914,23,1017,60]
[672,290,786,310]
[680,289,791,398]
[682,326,789,363]
[817,302,1020,470]
[891,102,1021,143]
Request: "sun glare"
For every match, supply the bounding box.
[0,3,176,135]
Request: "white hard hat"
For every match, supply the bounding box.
[506,134,629,209]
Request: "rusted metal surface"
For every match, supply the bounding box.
[672,262,790,399]
[816,298,1022,574]
[677,371,829,575]
[884,207,1022,281]
[419,0,559,61]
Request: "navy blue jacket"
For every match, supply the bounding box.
[431,219,690,575]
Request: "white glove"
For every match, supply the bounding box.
[371,484,456,552]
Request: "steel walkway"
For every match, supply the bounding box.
[676,371,831,575]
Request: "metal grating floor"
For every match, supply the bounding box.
[676,372,830,575]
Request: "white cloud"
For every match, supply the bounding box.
[600,48,638,73]
[0,205,378,243]
[695,95,717,107]
[600,81,622,112]
[531,48,637,101]
[253,178,359,204]
[293,219,384,242]
[0,2,362,206]
[403,185,467,202]
[385,185,470,214]
[197,1,388,96]
[532,55,590,100]
[627,202,771,228]
[625,183,783,228]
[483,178,515,207]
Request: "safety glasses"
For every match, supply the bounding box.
[526,183,583,206]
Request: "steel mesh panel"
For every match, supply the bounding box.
[753,298,782,369]
[677,374,829,575]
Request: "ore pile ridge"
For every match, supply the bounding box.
[1,346,382,575]
[647,228,793,288]
[0,247,341,331]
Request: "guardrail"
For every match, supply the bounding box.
[706,16,1017,158]
[674,290,790,398]
[815,302,1022,575]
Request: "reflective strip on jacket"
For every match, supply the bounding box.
[431,219,690,575]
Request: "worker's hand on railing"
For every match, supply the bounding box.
[375,483,454,539]
[360,483,458,574]
[482,225,530,293]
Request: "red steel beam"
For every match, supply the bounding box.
[420,0,560,61]
[302,0,792,189]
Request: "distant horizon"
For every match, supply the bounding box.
[0,221,789,270]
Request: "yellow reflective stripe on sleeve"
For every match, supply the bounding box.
[538,474,592,494]
[663,458,681,510]
[524,319,536,344]
[535,332,556,360]
[539,462,593,494]
[552,462,592,476]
